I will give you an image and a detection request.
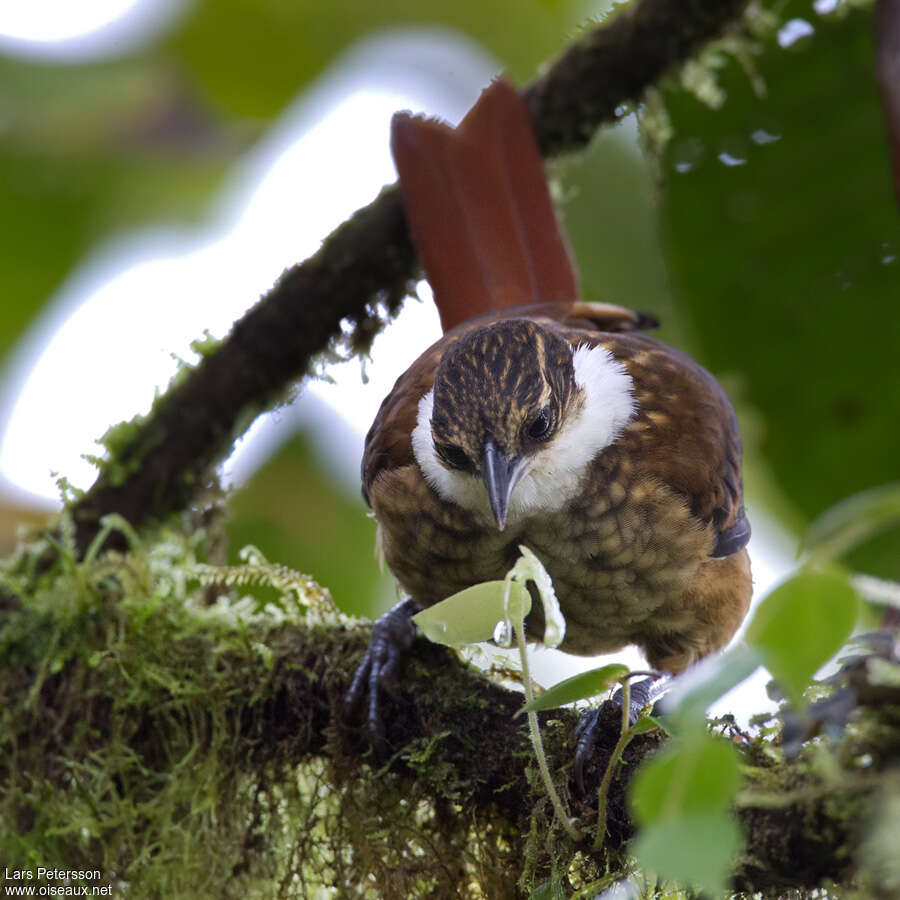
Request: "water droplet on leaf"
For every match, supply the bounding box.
[493,619,512,647]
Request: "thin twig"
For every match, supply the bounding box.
[593,679,632,850]
[515,618,582,843]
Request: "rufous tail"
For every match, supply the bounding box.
[390,78,579,333]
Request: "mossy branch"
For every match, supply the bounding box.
[3,540,894,897]
[68,0,751,557]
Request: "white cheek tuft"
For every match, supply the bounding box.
[571,343,637,447]
[411,389,489,517]
[508,344,636,518]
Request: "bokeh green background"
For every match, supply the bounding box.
[1,0,897,618]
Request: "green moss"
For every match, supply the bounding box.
[3,515,898,898]
[189,329,222,359]
[0,520,573,898]
[1,522,316,895]
[81,415,148,487]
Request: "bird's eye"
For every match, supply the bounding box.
[526,407,552,441]
[436,443,470,471]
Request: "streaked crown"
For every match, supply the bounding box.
[429,319,576,474]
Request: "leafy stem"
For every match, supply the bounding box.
[514,616,582,844]
[592,676,663,850]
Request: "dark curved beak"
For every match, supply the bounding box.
[482,440,524,531]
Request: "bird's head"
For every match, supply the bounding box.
[411,319,636,529]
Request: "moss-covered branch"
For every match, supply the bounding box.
[69,0,752,557]
[524,0,749,155]
[3,535,896,896]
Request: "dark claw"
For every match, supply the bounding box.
[573,673,671,794]
[574,707,602,794]
[345,597,421,751]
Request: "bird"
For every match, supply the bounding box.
[347,78,752,763]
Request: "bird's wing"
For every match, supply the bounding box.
[361,338,442,506]
[571,328,750,558]
[391,78,578,333]
[523,300,658,333]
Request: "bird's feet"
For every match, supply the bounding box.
[344,597,421,753]
[574,672,671,794]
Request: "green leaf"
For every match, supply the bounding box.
[630,732,743,894]
[628,715,661,736]
[412,581,531,647]
[745,570,859,705]
[804,483,900,563]
[645,715,674,736]
[631,813,742,896]
[522,664,629,712]
[630,732,741,824]
[665,642,762,726]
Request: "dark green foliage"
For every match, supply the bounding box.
[658,1,900,576]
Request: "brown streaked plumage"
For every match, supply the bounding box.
[364,308,751,672]
[349,79,751,750]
